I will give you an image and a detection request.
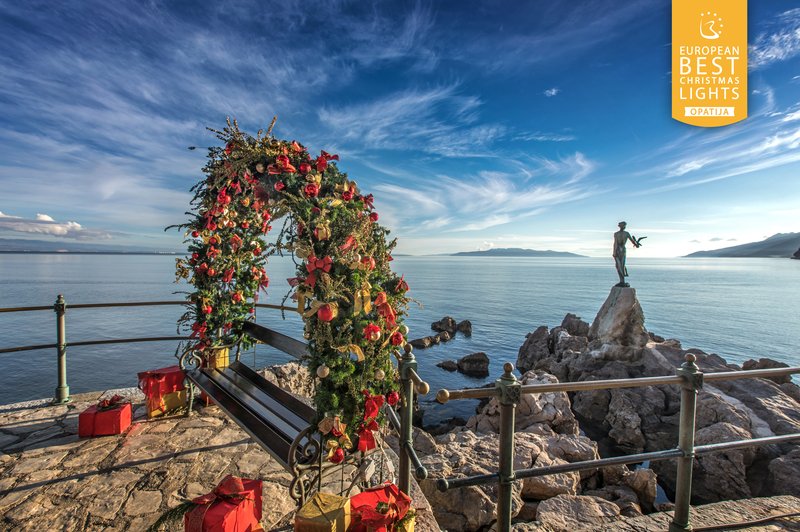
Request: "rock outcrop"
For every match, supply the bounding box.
[457,352,490,377]
[512,285,800,505]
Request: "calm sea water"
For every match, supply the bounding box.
[1,254,798,424]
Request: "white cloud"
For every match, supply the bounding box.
[666,159,710,178]
[0,213,112,240]
[543,88,560,97]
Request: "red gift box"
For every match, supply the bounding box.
[349,482,412,532]
[137,365,186,417]
[78,402,132,437]
[184,475,263,532]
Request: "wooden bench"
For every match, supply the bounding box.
[181,321,428,506]
[182,322,321,504]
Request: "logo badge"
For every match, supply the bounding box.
[672,0,748,127]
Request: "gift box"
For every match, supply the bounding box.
[78,401,132,437]
[148,389,187,417]
[137,365,186,418]
[295,492,351,532]
[348,483,412,532]
[199,347,230,406]
[184,475,263,532]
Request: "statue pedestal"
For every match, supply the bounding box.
[589,286,649,361]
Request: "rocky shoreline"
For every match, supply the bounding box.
[264,285,800,530]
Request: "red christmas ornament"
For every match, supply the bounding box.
[317,303,336,322]
[329,447,345,464]
[191,230,199,238]
[342,190,353,201]
[390,331,404,346]
[369,212,379,222]
[274,181,285,191]
[386,391,400,406]
[304,183,320,198]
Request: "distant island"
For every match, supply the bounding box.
[685,232,800,258]
[0,238,178,255]
[452,247,585,257]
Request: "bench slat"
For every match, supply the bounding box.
[189,369,294,466]
[241,321,309,360]
[214,366,310,434]
[230,361,316,423]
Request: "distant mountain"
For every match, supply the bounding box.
[685,233,800,258]
[452,247,585,257]
[0,238,178,254]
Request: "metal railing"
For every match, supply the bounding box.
[434,357,800,531]
[0,294,431,496]
[0,295,295,404]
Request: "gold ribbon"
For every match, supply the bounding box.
[294,243,312,259]
[306,172,322,185]
[296,285,314,313]
[353,281,372,315]
[381,326,400,348]
[336,344,365,362]
[335,179,357,194]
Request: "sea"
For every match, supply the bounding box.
[1,253,798,425]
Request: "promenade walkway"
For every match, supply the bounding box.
[0,389,437,531]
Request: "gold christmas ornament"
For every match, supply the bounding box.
[317,364,330,379]
[400,324,409,335]
[374,368,385,381]
[255,163,265,173]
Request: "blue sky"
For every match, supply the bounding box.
[0,0,798,257]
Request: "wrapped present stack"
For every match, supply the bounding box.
[294,483,413,532]
[78,394,132,437]
[295,492,351,532]
[137,365,187,418]
[184,475,263,532]
[348,482,414,532]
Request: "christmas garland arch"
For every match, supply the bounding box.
[174,119,409,462]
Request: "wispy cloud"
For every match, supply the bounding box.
[750,8,800,69]
[544,87,560,97]
[516,131,576,142]
[318,85,505,157]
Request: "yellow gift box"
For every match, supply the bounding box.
[148,390,187,418]
[294,492,351,532]
[205,347,230,369]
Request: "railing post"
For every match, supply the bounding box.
[53,294,70,404]
[398,343,417,495]
[496,362,520,532]
[670,353,703,532]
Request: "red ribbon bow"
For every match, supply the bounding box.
[191,475,249,506]
[97,394,125,411]
[357,419,380,452]
[306,255,333,288]
[363,391,385,420]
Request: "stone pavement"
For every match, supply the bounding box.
[0,388,437,531]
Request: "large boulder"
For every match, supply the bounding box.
[419,430,529,530]
[560,313,590,338]
[259,362,313,399]
[535,494,621,530]
[458,352,490,377]
[431,316,457,335]
[768,446,800,496]
[521,454,580,499]
[467,371,578,435]
[588,286,649,360]
[516,326,550,373]
[457,320,473,336]
[742,358,792,384]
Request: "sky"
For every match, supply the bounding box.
[0,0,799,257]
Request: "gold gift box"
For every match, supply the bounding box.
[147,390,187,418]
[205,347,230,369]
[294,492,351,532]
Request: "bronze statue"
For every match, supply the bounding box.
[613,221,645,287]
